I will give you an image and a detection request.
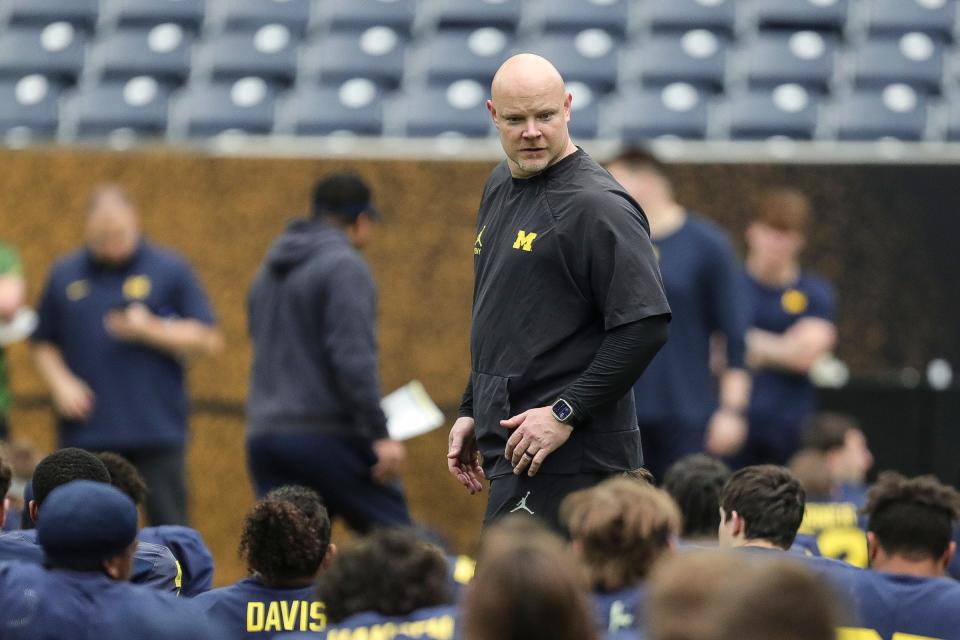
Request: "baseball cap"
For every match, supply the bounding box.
[37,480,138,563]
[311,171,382,222]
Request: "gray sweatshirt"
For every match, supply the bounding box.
[246,218,389,441]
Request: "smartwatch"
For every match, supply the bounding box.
[551,398,577,425]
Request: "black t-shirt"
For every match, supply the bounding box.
[469,149,670,478]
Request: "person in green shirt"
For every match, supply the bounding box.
[0,242,27,441]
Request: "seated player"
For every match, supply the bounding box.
[648,550,839,640]
[561,477,681,639]
[463,517,598,640]
[837,472,960,639]
[717,463,863,610]
[790,413,874,566]
[98,451,214,596]
[0,449,10,527]
[0,480,224,639]
[0,451,39,561]
[193,485,331,637]
[662,454,731,546]
[300,528,455,639]
[0,447,180,592]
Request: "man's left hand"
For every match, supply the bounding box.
[501,407,573,477]
[372,439,406,484]
[704,408,747,457]
[105,303,156,343]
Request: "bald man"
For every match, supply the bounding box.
[447,55,671,529]
[31,185,222,525]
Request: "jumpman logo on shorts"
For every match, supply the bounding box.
[509,491,535,515]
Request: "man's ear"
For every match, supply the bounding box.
[320,543,337,571]
[866,531,879,566]
[486,99,497,123]
[942,541,956,572]
[29,500,39,524]
[731,511,744,538]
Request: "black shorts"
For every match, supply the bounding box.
[484,471,614,533]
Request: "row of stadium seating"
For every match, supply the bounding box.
[1,0,960,143]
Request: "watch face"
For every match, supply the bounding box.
[553,400,573,422]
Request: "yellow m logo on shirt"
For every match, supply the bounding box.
[512,230,537,252]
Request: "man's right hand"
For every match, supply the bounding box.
[447,417,485,494]
[51,376,94,421]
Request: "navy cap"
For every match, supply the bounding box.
[37,480,138,562]
[311,171,381,222]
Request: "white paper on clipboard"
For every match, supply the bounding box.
[381,381,445,441]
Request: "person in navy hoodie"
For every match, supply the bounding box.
[846,471,960,638]
[193,485,332,637]
[303,528,455,640]
[0,447,180,592]
[97,451,214,596]
[562,477,681,639]
[0,480,223,639]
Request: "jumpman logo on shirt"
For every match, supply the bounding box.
[509,491,535,515]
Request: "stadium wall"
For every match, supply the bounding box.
[3,148,958,585]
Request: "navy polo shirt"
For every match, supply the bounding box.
[743,270,835,435]
[592,585,646,639]
[633,214,749,427]
[32,241,216,451]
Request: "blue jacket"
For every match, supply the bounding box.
[246,219,389,442]
[0,530,180,593]
[139,525,214,596]
[0,562,226,639]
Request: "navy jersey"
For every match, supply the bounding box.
[193,577,324,637]
[447,554,475,598]
[0,561,225,639]
[744,270,835,436]
[0,529,180,593]
[796,484,870,568]
[31,241,216,450]
[633,214,748,425]
[469,149,669,478]
[841,571,960,640]
[139,525,214,596]
[287,605,459,640]
[592,586,646,640]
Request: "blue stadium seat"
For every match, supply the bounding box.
[852,33,944,93]
[432,0,522,32]
[567,82,602,139]
[754,0,849,32]
[64,77,171,138]
[521,31,620,93]
[208,0,311,35]
[101,0,206,32]
[623,30,729,91]
[538,0,630,39]
[276,80,385,136]
[0,75,63,138]
[864,0,957,39]
[2,0,98,32]
[87,26,193,83]
[323,0,416,36]
[727,85,820,139]
[174,77,278,137]
[195,28,298,85]
[419,28,514,86]
[0,24,86,82]
[400,80,492,136]
[617,83,710,140]
[300,28,407,89]
[644,0,737,36]
[834,85,928,140]
[944,95,960,141]
[744,31,838,91]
